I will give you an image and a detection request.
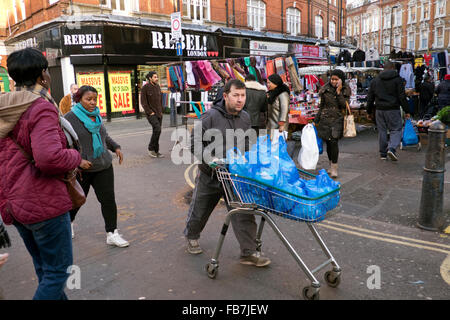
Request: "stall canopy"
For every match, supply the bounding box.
[296,65,382,76]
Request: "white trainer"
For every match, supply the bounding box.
[71,223,75,239]
[106,229,129,248]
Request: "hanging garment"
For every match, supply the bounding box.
[423,54,432,67]
[204,61,222,84]
[304,75,319,91]
[366,48,380,61]
[211,60,230,81]
[275,58,287,83]
[229,59,246,75]
[244,57,258,80]
[192,61,208,85]
[223,63,236,79]
[266,59,275,77]
[185,62,196,87]
[169,66,179,90]
[399,63,415,89]
[285,56,303,93]
[352,49,366,62]
[166,67,174,89]
[177,65,185,90]
[250,57,262,83]
[256,56,267,81]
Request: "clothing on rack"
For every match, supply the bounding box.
[352,49,366,62]
[399,63,414,89]
[365,48,379,61]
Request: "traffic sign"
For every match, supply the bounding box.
[176,42,183,56]
[171,12,182,40]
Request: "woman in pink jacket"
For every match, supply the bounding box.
[0,48,88,300]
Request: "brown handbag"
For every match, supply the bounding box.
[8,133,86,209]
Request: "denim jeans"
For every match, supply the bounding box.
[14,212,73,300]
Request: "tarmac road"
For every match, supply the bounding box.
[0,116,449,300]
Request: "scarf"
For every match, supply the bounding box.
[14,85,79,147]
[72,103,104,159]
[268,84,290,105]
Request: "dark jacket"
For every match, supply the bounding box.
[0,95,81,225]
[367,70,409,114]
[65,111,120,173]
[191,99,251,176]
[352,49,366,62]
[140,82,163,117]
[436,79,450,109]
[244,81,268,128]
[314,83,351,140]
[418,81,435,106]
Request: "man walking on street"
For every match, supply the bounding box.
[184,79,271,267]
[244,74,268,134]
[367,61,410,161]
[141,72,164,158]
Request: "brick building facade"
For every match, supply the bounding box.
[346,0,450,55]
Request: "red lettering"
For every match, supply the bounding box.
[113,93,118,110]
[126,93,130,108]
[118,93,124,108]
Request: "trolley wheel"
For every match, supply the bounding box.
[324,271,341,288]
[205,263,218,279]
[302,286,320,300]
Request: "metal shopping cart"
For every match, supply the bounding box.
[205,162,342,300]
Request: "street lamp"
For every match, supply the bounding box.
[389,5,399,54]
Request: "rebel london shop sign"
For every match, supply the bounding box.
[63,33,103,50]
[151,31,219,57]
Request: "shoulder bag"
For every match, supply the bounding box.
[343,101,357,138]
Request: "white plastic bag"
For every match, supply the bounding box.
[298,124,319,170]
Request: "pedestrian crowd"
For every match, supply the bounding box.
[0,47,448,300]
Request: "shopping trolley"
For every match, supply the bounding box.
[205,162,342,300]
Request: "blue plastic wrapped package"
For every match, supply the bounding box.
[227,148,251,178]
[313,125,323,155]
[273,135,300,184]
[402,119,419,146]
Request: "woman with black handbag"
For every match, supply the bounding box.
[65,86,129,248]
[314,69,351,178]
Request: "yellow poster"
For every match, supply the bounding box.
[108,72,134,113]
[76,72,107,114]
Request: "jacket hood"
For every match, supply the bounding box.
[212,99,242,119]
[0,91,40,138]
[245,81,267,92]
[379,70,399,80]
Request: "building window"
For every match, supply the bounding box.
[355,21,360,36]
[435,26,444,47]
[183,0,210,22]
[286,7,301,35]
[420,2,430,20]
[247,0,266,31]
[315,15,323,38]
[383,12,391,29]
[347,20,352,36]
[394,7,402,27]
[408,6,416,23]
[329,21,336,41]
[407,32,415,50]
[100,0,139,12]
[420,29,428,49]
[435,0,445,17]
[372,12,379,32]
[384,36,390,53]
[394,34,402,49]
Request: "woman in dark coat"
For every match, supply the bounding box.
[314,69,351,178]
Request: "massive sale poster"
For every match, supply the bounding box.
[108,72,134,113]
[76,72,107,114]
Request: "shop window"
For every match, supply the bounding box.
[408,6,416,23]
[435,26,444,48]
[315,15,323,39]
[247,0,266,31]
[329,21,336,41]
[286,7,301,36]
[435,0,445,17]
[183,0,210,23]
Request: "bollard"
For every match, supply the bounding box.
[170,97,177,127]
[418,120,447,231]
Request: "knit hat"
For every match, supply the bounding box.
[268,74,283,86]
[445,74,450,81]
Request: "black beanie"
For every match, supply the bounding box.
[268,74,283,86]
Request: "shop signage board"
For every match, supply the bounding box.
[150,31,218,57]
[76,72,107,114]
[250,40,289,56]
[62,26,104,55]
[108,71,134,113]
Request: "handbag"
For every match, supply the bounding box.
[8,133,86,210]
[343,101,357,138]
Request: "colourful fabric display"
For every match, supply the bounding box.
[211,60,231,80]
[266,59,275,77]
[166,67,174,89]
[185,61,196,87]
[169,66,179,90]
[286,56,303,92]
[275,57,287,83]
[204,61,222,84]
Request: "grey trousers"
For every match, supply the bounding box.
[375,109,403,155]
[184,169,258,257]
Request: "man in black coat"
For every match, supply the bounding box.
[243,74,268,133]
[418,75,435,119]
[367,62,410,161]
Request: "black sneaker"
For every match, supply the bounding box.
[387,149,398,161]
[380,154,387,160]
